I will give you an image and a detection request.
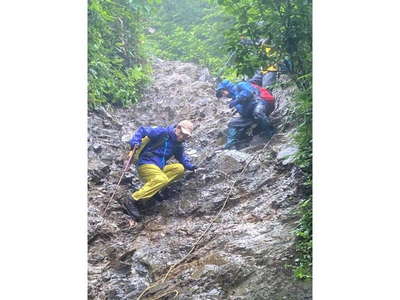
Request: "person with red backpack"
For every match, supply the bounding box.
[249,79,275,113]
[216,79,276,149]
[251,82,276,140]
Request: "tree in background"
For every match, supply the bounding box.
[217,0,311,83]
[88,0,155,107]
[145,0,235,77]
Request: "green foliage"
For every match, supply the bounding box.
[292,82,312,175]
[88,0,152,107]
[145,0,235,76]
[291,82,312,280]
[216,0,312,83]
[293,197,312,280]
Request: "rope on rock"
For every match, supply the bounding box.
[150,289,179,300]
[137,139,273,300]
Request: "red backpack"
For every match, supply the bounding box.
[251,83,275,103]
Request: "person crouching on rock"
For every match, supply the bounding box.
[215,79,275,150]
[122,120,198,223]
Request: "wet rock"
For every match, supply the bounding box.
[91,143,102,153]
[193,97,211,106]
[119,173,134,185]
[100,152,115,163]
[214,150,252,174]
[198,68,211,81]
[121,134,131,143]
[277,145,299,165]
[88,160,110,184]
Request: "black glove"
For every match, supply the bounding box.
[187,165,198,171]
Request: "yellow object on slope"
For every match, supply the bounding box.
[262,47,278,73]
[131,136,151,163]
[261,66,278,74]
[132,163,185,200]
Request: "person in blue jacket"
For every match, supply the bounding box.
[216,79,274,149]
[216,79,256,119]
[122,120,197,222]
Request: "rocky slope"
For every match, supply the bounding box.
[88,59,312,299]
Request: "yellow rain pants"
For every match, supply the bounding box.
[132,163,185,201]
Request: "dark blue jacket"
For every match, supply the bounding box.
[129,125,194,170]
[216,80,256,118]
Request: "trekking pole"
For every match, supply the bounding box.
[102,146,137,216]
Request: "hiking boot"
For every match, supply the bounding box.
[121,196,141,221]
[224,143,237,150]
[152,192,164,202]
[264,127,276,140]
[152,189,169,202]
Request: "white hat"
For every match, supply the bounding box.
[178,120,193,136]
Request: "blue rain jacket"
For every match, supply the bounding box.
[129,125,194,170]
[216,80,257,118]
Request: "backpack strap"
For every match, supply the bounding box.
[146,134,169,152]
[137,134,169,161]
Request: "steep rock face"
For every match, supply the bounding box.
[88,59,311,299]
